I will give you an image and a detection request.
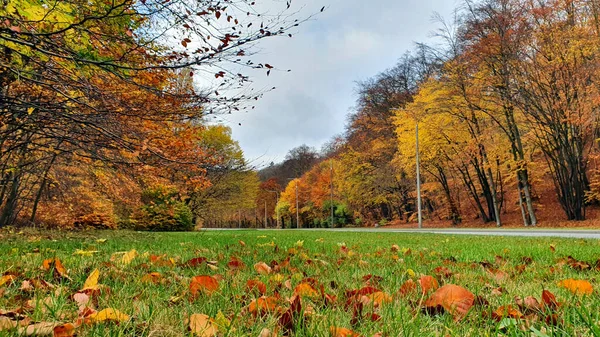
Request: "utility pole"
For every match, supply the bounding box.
[264,199,267,229]
[238,210,241,229]
[416,121,423,229]
[267,190,280,229]
[295,181,300,228]
[330,160,334,227]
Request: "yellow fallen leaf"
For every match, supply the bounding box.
[82,269,100,290]
[88,308,130,323]
[189,314,217,336]
[0,274,16,287]
[121,250,138,265]
[74,249,99,256]
[96,239,107,243]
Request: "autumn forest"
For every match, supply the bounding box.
[3,0,600,230]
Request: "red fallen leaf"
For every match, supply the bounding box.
[491,305,523,321]
[418,275,439,294]
[545,313,562,326]
[53,323,76,336]
[324,293,337,306]
[330,326,360,337]
[227,257,245,270]
[184,257,208,267]
[399,279,417,296]
[424,284,475,321]
[542,290,558,309]
[279,295,302,333]
[246,280,266,295]
[190,276,219,296]
[558,279,593,295]
[345,286,380,298]
[249,296,278,316]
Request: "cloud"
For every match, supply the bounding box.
[218,0,458,166]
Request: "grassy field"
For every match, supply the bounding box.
[1,229,600,336]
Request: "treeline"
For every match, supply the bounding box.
[0,0,306,229]
[274,0,600,228]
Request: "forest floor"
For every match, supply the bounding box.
[1,229,600,336]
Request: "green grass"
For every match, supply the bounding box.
[1,229,600,336]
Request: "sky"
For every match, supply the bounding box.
[216,0,458,167]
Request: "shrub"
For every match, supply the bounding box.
[134,186,194,232]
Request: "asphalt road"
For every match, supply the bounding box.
[204,227,600,239]
[303,228,600,239]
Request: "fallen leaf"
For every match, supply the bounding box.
[0,274,16,287]
[491,305,523,321]
[418,275,439,294]
[141,272,162,284]
[246,280,267,295]
[190,275,219,296]
[0,316,16,331]
[254,262,272,275]
[18,322,57,335]
[82,269,100,291]
[248,296,277,316]
[87,308,130,323]
[294,283,319,298]
[558,279,593,295]
[542,290,559,309]
[189,314,218,337]
[330,326,360,337]
[53,323,76,337]
[424,284,475,321]
[399,279,416,296]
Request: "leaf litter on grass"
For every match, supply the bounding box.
[1,230,600,336]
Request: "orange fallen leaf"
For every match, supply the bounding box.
[558,279,593,295]
[424,284,474,321]
[0,274,16,287]
[294,283,319,298]
[246,280,267,295]
[330,326,360,337]
[418,275,439,294]
[190,276,219,296]
[248,296,278,316]
[363,292,392,307]
[189,314,218,337]
[141,272,162,284]
[254,262,272,275]
[491,305,523,321]
[399,279,416,296]
[53,323,76,336]
[42,258,68,280]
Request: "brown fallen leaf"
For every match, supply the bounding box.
[0,316,16,331]
[542,289,559,309]
[246,280,267,295]
[141,272,162,284]
[424,284,474,321]
[254,262,272,275]
[399,279,416,296]
[189,314,218,337]
[18,322,57,336]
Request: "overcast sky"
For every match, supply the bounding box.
[217,0,458,167]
